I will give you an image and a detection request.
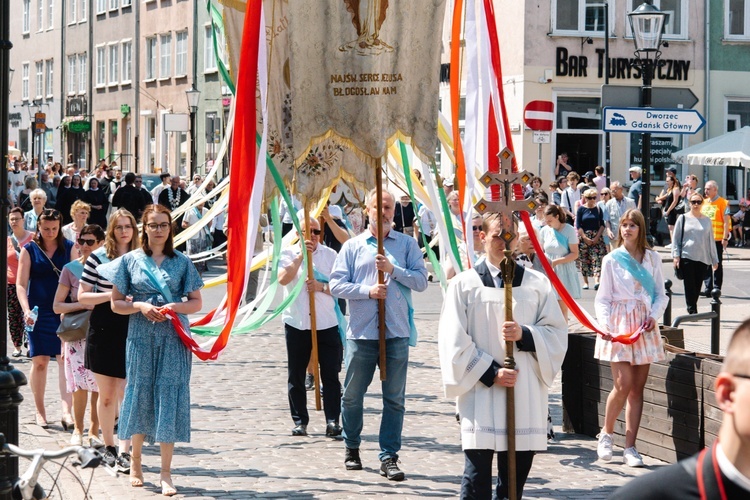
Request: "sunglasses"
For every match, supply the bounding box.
[690,200,703,205]
[77,238,98,246]
[472,225,483,231]
[310,229,322,236]
[40,209,61,220]
[585,196,597,200]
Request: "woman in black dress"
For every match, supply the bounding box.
[83,177,109,229]
[57,175,84,225]
[661,176,682,246]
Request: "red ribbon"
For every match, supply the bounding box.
[519,211,642,344]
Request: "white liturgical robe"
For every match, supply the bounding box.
[438,262,568,452]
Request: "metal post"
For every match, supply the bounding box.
[604,0,611,181]
[663,279,672,327]
[0,3,29,496]
[710,288,721,355]
[641,57,652,239]
[189,109,197,179]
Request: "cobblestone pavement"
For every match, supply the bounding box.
[12,277,670,499]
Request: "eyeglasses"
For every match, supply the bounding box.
[77,238,98,246]
[9,217,23,223]
[40,209,61,220]
[146,223,171,231]
[601,192,611,196]
[733,373,750,381]
[310,229,322,236]
[472,225,483,231]
[690,200,703,205]
[585,196,597,200]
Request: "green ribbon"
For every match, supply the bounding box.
[207,0,236,95]
[431,159,463,273]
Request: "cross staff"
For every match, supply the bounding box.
[473,148,536,500]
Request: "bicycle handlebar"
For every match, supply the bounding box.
[3,443,102,469]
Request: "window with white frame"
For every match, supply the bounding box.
[23,0,31,33]
[96,46,106,87]
[727,0,750,39]
[145,37,156,80]
[727,100,750,131]
[122,41,132,83]
[35,61,43,98]
[204,25,217,72]
[109,44,119,84]
[110,0,118,10]
[81,0,86,19]
[97,0,106,14]
[69,0,76,23]
[22,63,29,101]
[78,53,87,93]
[175,31,188,76]
[45,59,53,98]
[627,0,687,38]
[553,0,611,33]
[159,33,172,78]
[68,55,77,94]
[48,0,53,29]
[38,0,44,31]
[123,0,131,6]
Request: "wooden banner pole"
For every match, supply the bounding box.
[376,163,387,381]
[304,205,322,411]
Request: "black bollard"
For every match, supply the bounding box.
[663,279,673,327]
[710,288,722,355]
[0,3,29,497]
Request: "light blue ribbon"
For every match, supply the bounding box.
[136,253,175,303]
[551,227,569,249]
[610,247,657,304]
[312,267,348,345]
[366,236,419,347]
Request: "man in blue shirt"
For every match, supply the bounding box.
[628,166,643,210]
[330,189,428,481]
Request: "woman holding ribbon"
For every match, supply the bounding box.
[103,204,203,496]
[78,209,139,471]
[594,209,668,468]
[539,204,581,322]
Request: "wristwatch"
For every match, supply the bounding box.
[323,283,329,292]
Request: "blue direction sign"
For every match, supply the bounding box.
[603,107,705,135]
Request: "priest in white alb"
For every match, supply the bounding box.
[438,214,568,499]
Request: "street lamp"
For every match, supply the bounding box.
[628,0,667,243]
[185,85,201,179]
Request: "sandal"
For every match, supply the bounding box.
[160,472,177,497]
[130,455,144,488]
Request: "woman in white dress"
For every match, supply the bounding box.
[593,209,669,468]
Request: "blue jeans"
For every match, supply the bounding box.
[341,337,409,461]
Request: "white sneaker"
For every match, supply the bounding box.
[623,446,644,467]
[597,432,613,461]
[665,243,672,249]
[70,432,83,446]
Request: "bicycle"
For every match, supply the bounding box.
[0,432,116,500]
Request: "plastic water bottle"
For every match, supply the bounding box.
[25,306,38,334]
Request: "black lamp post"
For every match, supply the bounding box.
[185,86,201,180]
[629,0,667,241]
[0,3,29,497]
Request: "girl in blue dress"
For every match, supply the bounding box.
[16,209,74,428]
[102,204,203,496]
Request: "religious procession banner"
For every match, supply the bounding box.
[287,0,447,198]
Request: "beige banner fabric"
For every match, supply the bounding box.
[288,0,447,170]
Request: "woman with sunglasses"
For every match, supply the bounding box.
[672,195,719,314]
[16,209,75,428]
[576,188,608,290]
[102,204,203,495]
[53,224,104,446]
[7,207,35,357]
[78,209,139,472]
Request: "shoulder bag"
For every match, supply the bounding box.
[56,309,91,342]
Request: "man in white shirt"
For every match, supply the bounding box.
[150,172,171,204]
[605,181,636,242]
[278,216,343,439]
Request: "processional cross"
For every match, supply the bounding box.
[473,148,537,500]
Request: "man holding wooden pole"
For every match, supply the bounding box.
[330,188,428,481]
[438,213,567,499]
[278,215,343,438]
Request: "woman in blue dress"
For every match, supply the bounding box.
[539,204,581,322]
[102,204,203,496]
[16,209,75,428]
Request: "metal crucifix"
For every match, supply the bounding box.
[473,148,536,500]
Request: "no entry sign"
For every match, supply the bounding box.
[524,100,554,131]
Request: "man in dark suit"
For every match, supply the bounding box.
[112,172,147,221]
